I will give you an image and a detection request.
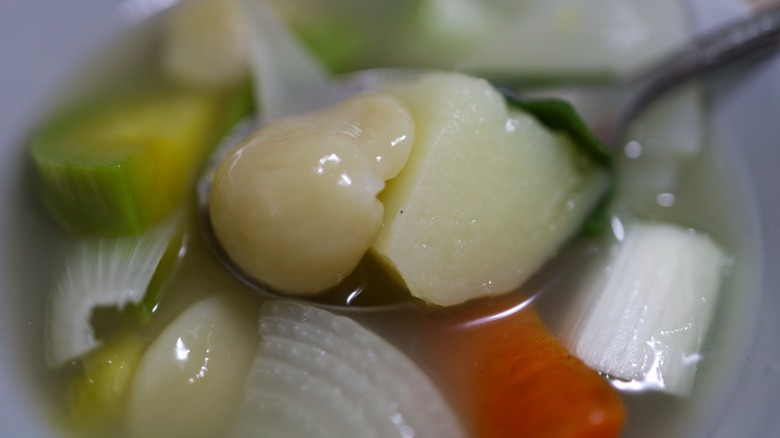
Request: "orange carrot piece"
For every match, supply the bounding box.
[428,299,626,438]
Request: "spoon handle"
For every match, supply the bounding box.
[615,4,780,145]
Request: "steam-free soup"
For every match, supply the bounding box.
[17,1,762,437]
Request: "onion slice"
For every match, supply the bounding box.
[230,301,465,438]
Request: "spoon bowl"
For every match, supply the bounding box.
[197,4,780,311]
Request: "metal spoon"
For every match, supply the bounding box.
[196,3,780,311]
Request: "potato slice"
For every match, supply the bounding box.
[372,72,610,306]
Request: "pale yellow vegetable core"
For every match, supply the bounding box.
[372,71,610,306]
[210,93,414,294]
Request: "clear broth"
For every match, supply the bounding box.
[23,3,763,437]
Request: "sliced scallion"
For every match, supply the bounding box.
[562,221,728,396]
[45,216,183,368]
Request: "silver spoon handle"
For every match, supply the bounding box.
[616,4,780,144]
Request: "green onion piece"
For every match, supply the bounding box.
[562,221,728,396]
[45,215,183,368]
[66,331,146,428]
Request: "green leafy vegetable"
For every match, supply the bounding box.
[66,331,147,428]
[505,96,611,165]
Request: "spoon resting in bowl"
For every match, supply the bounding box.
[196,1,780,312]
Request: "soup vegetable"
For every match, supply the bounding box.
[23,0,743,437]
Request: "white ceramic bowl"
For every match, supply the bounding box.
[1,0,778,437]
